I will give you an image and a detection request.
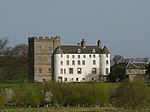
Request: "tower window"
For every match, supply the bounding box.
[39,68,42,75]
[60,61,63,65]
[38,46,42,52]
[38,56,42,63]
[106,68,109,74]
[67,55,69,59]
[60,69,63,74]
[106,60,109,64]
[106,54,108,58]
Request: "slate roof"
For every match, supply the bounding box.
[101,46,110,54]
[54,45,109,54]
[111,62,147,70]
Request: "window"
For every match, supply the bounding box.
[106,60,109,64]
[66,60,69,65]
[77,48,81,53]
[82,60,85,65]
[77,68,82,74]
[106,54,108,58]
[65,78,67,82]
[82,78,85,81]
[48,68,51,74]
[78,55,80,59]
[38,46,42,52]
[106,68,109,74]
[48,46,51,52]
[38,56,42,63]
[89,55,91,58]
[69,68,73,74]
[64,69,66,74]
[72,55,75,58]
[92,68,97,74]
[61,54,63,58]
[92,48,95,53]
[39,68,42,75]
[83,55,86,58]
[93,60,96,65]
[76,78,79,82]
[93,55,95,58]
[60,61,63,65]
[78,60,80,65]
[72,60,75,65]
[60,69,63,74]
[67,55,69,59]
[71,78,74,81]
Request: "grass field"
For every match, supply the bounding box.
[1,107,150,112]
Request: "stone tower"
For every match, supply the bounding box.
[28,36,60,83]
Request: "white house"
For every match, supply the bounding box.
[54,39,110,82]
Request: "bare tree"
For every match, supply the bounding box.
[0,37,9,55]
[113,55,124,64]
[11,44,28,58]
[84,71,102,82]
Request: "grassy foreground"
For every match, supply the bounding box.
[1,107,150,112]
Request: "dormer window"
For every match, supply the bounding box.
[92,48,95,53]
[77,48,81,53]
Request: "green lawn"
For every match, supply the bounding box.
[1,107,150,112]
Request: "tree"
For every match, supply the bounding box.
[0,37,9,56]
[11,44,28,58]
[142,57,149,62]
[112,79,150,109]
[109,65,126,82]
[112,55,124,64]
[84,71,101,82]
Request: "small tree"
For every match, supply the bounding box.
[84,71,101,82]
[112,79,150,109]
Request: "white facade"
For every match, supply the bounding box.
[54,52,110,82]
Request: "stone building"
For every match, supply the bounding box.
[28,36,60,82]
[28,36,110,83]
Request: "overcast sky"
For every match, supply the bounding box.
[0,0,150,58]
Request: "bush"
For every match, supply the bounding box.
[112,79,150,109]
[0,89,5,108]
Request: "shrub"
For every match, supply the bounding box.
[112,79,150,109]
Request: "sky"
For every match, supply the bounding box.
[0,0,150,58]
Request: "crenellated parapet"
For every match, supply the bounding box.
[28,35,60,42]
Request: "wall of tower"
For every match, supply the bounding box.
[100,54,110,76]
[28,36,60,83]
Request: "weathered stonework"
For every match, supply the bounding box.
[28,36,60,83]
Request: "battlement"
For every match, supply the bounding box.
[28,35,60,42]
